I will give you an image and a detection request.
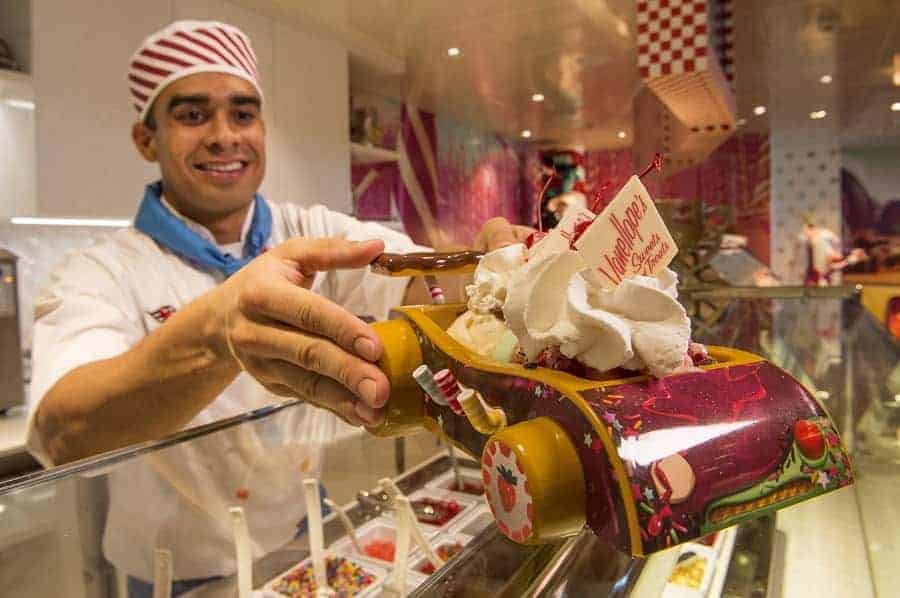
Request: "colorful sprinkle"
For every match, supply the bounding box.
[271,556,376,597]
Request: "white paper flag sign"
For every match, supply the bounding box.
[574,175,678,289]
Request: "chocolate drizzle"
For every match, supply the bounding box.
[370,251,484,277]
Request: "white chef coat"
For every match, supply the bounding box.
[25,198,427,581]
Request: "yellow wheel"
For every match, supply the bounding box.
[482,417,586,544]
[370,319,425,436]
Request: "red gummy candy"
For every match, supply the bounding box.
[363,539,396,562]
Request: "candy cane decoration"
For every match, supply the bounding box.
[434,369,464,415]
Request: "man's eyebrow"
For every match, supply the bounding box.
[231,94,261,107]
[167,94,210,111]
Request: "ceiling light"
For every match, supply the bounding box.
[4,98,34,110]
[809,110,827,119]
[616,20,629,37]
[894,54,900,86]
[520,129,532,139]
[753,105,766,116]
[446,47,460,57]
[531,93,545,102]
[617,131,627,139]
[891,102,900,112]
[10,216,131,227]
[737,117,747,126]
[819,74,833,84]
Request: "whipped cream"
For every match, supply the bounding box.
[461,236,692,378]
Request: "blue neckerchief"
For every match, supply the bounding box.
[134,181,272,277]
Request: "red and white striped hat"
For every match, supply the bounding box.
[128,20,262,123]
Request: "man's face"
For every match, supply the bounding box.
[135,73,266,217]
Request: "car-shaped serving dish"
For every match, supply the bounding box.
[369,299,853,558]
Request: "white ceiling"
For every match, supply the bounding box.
[237,0,900,149]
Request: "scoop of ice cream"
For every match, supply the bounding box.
[465,243,526,313]
[447,310,519,362]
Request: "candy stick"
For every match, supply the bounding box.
[378,478,445,569]
[413,365,447,406]
[423,274,446,304]
[302,478,328,596]
[323,497,362,556]
[383,496,414,597]
[228,508,252,598]
[152,548,173,598]
[443,434,464,494]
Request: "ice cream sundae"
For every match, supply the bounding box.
[448,175,707,379]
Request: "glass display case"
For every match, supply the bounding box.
[1,285,896,598]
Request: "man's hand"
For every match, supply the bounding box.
[473,217,534,253]
[209,238,389,427]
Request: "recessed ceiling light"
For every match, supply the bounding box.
[447,47,460,57]
[617,131,627,139]
[820,74,833,84]
[520,129,532,139]
[531,93,545,102]
[809,110,827,119]
[737,117,747,126]
[891,102,900,112]
[753,105,766,116]
[616,21,629,37]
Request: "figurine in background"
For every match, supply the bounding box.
[795,213,866,286]
[539,150,588,230]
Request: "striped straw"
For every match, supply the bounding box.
[424,275,446,305]
[434,369,464,415]
[413,364,447,405]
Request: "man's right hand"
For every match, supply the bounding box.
[208,238,389,427]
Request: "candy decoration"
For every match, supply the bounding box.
[651,454,696,505]
[458,388,507,434]
[794,420,825,460]
[483,439,535,543]
[434,369,464,414]
[423,274,446,305]
[413,365,448,406]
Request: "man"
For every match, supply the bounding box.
[25,20,528,596]
[794,213,865,285]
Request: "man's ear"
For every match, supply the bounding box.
[132,121,158,162]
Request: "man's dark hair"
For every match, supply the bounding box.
[144,107,157,131]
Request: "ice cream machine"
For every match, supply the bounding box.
[0,249,25,414]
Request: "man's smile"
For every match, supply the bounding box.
[193,159,251,182]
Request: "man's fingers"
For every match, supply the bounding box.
[262,361,375,426]
[477,217,520,251]
[231,322,389,408]
[239,283,383,363]
[271,237,385,274]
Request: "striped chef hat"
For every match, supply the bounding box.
[127,20,262,123]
